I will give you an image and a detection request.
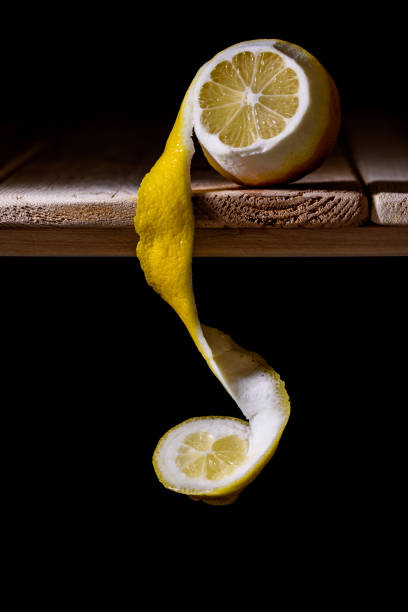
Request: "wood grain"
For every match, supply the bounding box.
[345,111,408,225]
[192,146,368,228]
[1,225,407,257]
[0,131,140,227]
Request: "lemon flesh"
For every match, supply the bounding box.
[176,432,248,480]
[199,51,300,147]
[135,41,346,503]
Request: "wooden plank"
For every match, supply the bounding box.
[0,130,140,227]
[0,227,137,256]
[0,123,368,229]
[345,111,408,225]
[0,118,406,257]
[0,121,166,227]
[194,226,408,257]
[1,225,407,257]
[192,146,368,228]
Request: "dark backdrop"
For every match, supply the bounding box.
[2,257,406,584]
[1,3,406,594]
[1,3,407,130]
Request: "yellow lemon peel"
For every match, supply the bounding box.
[134,38,339,503]
[135,83,290,504]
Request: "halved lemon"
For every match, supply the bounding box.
[193,39,340,185]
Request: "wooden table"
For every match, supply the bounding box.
[0,112,407,257]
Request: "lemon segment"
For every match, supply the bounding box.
[184,432,214,451]
[232,51,255,86]
[201,105,241,135]
[252,52,285,92]
[259,95,299,118]
[219,104,258,147]
[212,435,248,467]
[199,81,242,108]
[175,449,206,478]
[254,103,285,139]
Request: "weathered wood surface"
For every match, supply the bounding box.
[345,111,408,225]
[0,127,141,227]
[0,123,367,229]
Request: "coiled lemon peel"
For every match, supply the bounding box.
[134,44,319,504]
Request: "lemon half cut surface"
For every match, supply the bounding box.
[194,39,340,185]
[135,40,339,504]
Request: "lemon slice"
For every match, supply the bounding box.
[194,39,340,185]
[135,39,339,504]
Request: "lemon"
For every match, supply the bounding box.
[194,39,340,185]
[135,39,339,504]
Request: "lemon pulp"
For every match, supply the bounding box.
[176,433,249,480]
[199,50,300,146]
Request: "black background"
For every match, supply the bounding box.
[1,3,407,129]
[1,3,407,591]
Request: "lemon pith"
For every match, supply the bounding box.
[134,39,339,504]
